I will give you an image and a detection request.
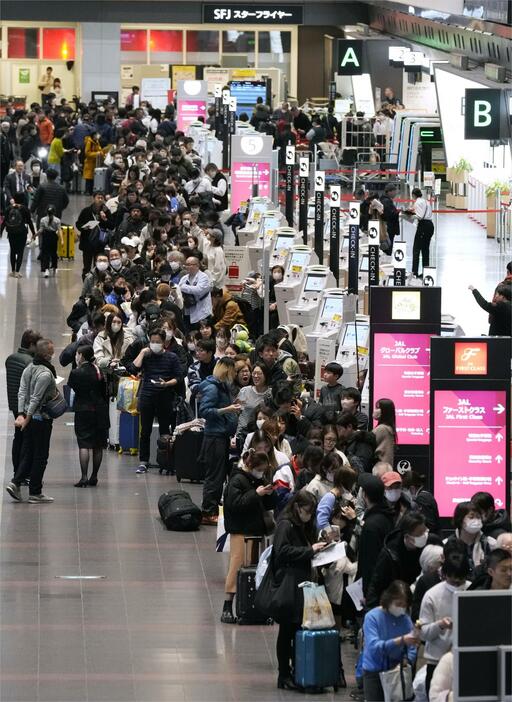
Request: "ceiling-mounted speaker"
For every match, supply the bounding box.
[66,60,74,71]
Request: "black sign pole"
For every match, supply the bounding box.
[314,171,325,262]
[221,89,230,171]
[329,185,340,286]
[368,219,380,286]
[393,241,406,287]
[347,201,360,294]
[298,156,309,245]
[214,85,222,139]
[285,144,295,227]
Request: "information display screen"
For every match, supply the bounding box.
[262,215,281,238]
[304,274,325,293]
[359,254,369,272]
[228,80,267,116]
[320,296,343,320]
[248,200,267,224]
[373,332,432,445]
[274,235,294,252]
[433,389,507,517]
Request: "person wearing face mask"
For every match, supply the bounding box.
[93,313,134,371]
[444,502,496,579]
[221,449,276,624]
[76,190,114,280]
[362,580,419,702]
[83,131,110,196]
[130,329,181,474]
[381,471,412,527]
[235,363,271,449]
[366,512,440,610]
[305,451,345,501]
[419,549,471,696]
[6,339,58,504]
[81,254,111,297]
[471,490,511,539]
[67,345,109,488]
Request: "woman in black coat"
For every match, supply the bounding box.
[271,491,325,690]
[67,344,109,487]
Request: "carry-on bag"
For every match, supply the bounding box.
[294,629,342,691]
[236,537,269,625]
[58,224,75,259]
[93,166,108,192]
[158,489,201,531]
[118,411,139,455]
[174,429,205,482]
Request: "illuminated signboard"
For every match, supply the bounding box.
[454,341,488,375]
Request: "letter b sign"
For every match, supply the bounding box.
[464,89,502,140]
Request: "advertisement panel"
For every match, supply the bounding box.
[433,389,507,517]
[373,332,432,445]
[230,162,271,212]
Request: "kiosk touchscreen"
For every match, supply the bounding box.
[274,246,319,325]
[248,210,285,271]
[288,265,336,333]
[238,197,271,246]
[270,227,302,269]
[305,289,356,360]
[336,316,370,388]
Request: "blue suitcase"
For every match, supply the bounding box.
[294,629,341,691]
[119,412,139,455]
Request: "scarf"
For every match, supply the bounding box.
[33,356,57,377]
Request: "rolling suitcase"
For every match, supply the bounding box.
[108,397,120,449]
[157,434,174,475]
[174,430,205,482]
[118,411,139,455]
[236,537,269,625]
[58,224,75,259]
[294,629,342,691]
[93,167,108,192]
[158,490,201,531]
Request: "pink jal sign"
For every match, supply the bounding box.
[177,100,207,131]
[373,332,432,445]
[230,161,271,213]
[433,389,507,517]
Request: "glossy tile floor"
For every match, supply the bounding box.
[0,196,509,702]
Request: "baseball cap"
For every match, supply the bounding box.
[381,471,402,487]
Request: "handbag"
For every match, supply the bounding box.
[379,654,414,702]
[300,581,336,630]
[116,376,140,414]
[254,553,298,623]
[43,390,68,419]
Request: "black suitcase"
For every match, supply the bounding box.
[158,490,202,531]
[174,430,205,483]
[157,434,174,475]
[236,537,270,625]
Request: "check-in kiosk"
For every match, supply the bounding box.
[274,246,318,325]
[288,266,336,333]
[247,210,285,271]
[269,227,302,269]
[238,197,271,246]
[305,289,357,360]
[336,316,370,389]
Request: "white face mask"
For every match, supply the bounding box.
[183,220,191,228]
[150,342,163,354]
[187,343,196,352]
[388,605,406,618]
[464,518,483,534]
[326,471,335,482]
[170,261,180,272]
[165,330,173,341]
[110,258,122,270]
[445,582,466,593]
[111,322,122,333]
[32,166,41,174]
[385,488,402,503]
[411,531,429,549]
[256,419,266,429]
[272,274,283,282]
[252,469,265,479]
[96,261,109,272]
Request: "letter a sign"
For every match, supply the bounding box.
[337,40,363,75]
[464,88,501,140]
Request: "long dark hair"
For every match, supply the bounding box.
[376,397,397,441]
[280,491,318,545]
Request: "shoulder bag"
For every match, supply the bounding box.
[254,549,298,623]
[43,390,68,419]
[379,650,414,702]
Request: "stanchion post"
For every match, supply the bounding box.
[298,156,309,245]
[285,144,295,227]
[314,170,325,262]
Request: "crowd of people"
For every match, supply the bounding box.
[1,91,511,702]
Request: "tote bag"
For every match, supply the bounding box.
[379,657,414,702]
[299,581,336,630]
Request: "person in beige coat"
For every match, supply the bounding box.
[372,398,397,466]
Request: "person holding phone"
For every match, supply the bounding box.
[130,328,181,474]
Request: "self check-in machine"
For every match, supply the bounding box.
[269,227,302,269]
[274,245,319,325]
[336,316,370,389]
[248,209,285,271]
[238,197,271,246]
[287,265,336,333]
[305,289,357,360]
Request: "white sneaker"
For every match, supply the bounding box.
[43,270,49,278]
[28,494,54,504]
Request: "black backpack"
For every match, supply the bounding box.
[158,489,201,531]
[6,206,24,229]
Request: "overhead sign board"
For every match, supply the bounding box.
[203,4,304,23]
[464,88,503,140]
[337,40,363,76]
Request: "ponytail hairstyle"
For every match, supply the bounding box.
[242,448,272,482]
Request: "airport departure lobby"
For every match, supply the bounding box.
[0,1,511,701]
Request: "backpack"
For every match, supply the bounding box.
[6,206,24,229]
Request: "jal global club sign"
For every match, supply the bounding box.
[203,4,304,23]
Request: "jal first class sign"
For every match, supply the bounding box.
[203,4,304,23]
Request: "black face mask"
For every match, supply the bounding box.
[103,283,113,294]
[114,286,126,296]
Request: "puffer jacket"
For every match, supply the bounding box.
[5,348,33,414]
[93,329,134,369]
[197,376,237,437]
[223,468,277,535]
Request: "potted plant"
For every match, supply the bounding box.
[446,159,472,209]
[484,180,510,238]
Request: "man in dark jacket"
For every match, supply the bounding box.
[366,512,441,609]
[357,474,395,597]
[380,183,400,250]
[471,491,511,539]
[30,168,69,225]
[187,339,216,399]
[256,334,287,386]
[402,470,441,533]
[469,283,511,336]
[336,412,376,473]
[4,160,32,206]
[5,329,42,476]
[76,191,115,280]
